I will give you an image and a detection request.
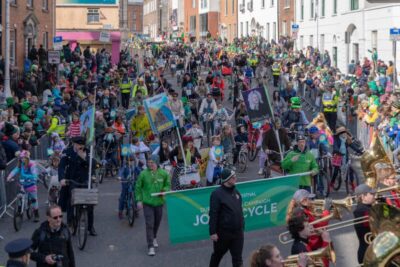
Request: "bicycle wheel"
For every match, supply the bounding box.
[332,167,342,191]
[237,153,247,173]
[26,199,33,220]
[77,208,88,250]
[98,166,106,184]
[263,161,272,178]
[13,198,23,232]
[248,141,259,162]
[127,193,135,227]
[71,206,78,236]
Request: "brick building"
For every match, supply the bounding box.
[127,0,143,34]
[0,0,55,70]
[184,0,198,42]
[220,0,237,43]
[143,0,159,39]
[278,0,295,38]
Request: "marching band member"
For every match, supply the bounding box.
[353,184,376,264]
[249,244,307,267]
[375,162,400,208]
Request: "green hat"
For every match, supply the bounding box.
[21,101,31,111]
[290,97,302,109]
[19,114,30,123]
[6,97,14,107]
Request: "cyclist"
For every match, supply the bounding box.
[7,150,40,222]
[331,126,364,192]
[206,135,224,186]
[281,135,319,192]
[117,155,136,219]
[282,97,309,131]
[199,93,217,136]
[260,118,291,175]
[132,78,148,98]
[233,124,248,164]
[130,105,151,140]
[130,137,150,171]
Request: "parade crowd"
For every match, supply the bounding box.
[1,34,400,267]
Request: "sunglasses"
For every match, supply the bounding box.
[52,215,63,220]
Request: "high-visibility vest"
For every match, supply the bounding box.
[119,79,132,94]
[322,92,338,112]
[272,64,281,76]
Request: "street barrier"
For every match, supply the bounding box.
[0,134,50,220]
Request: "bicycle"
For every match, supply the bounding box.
[68,180,98,250]
[236,143,248,173]
[313,154,332,198]
[331,155,360,195]
[263,150,285,178]
[12,187,34,232]
[119,176,137,227]
[247,122,261,162]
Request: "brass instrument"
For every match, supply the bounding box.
[282,245,336,267]
[363,203,400,266]
[361,135,395,188]
[279,197,355,244]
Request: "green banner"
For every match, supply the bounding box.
[165,174,301,244]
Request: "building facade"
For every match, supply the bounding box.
[295,0,400,72]
[1,0,55,70]
[184,0,199,42]
[127,0,143,34]
[198,0,220,40]
[143,0,159,39]
[220,0,238,43]
[238,0,278,42]
[278,0,295,38]
[170,0,185,40]
[56,0,121,64]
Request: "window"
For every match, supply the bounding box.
[300,35,304,49]
[42,32,48,50]
[27,0,33,7]
[320,34,325,51]
[350,0,358,10]
[270,0,274,7]
[200,13,208,33]
[132,12,136,20]
[371,30,378,49]
[10,29,16,66]
[132,23,136,32]
[284,0,290,8]
[310,35,314,46]
[321,0,325,17]
[300,0,304,20]
[232,0,235,14]
[192,0,196,8]
[310,0,314,19]
[246,21,249,36]
[240,22,243,37]
[42,0,48,10]
[10,0,17,5]
[87,9,100,23]
[333,0,337,14]
[266,22,270,41]
[225,0,228,15]
[273,22,276,40]
[233,23,236,38]
[189,16,196,32]
[261,0,265,8]
[282,21,287,36]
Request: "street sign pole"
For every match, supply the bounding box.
[394,40,397,86]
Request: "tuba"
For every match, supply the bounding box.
[363,203,400,266]
[360,135,395,189]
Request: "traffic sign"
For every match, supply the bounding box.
[48,50,61,64]
[99,31,111,42]
[53,36,63,50]
[292,24,299,32]
[390,28,400,41]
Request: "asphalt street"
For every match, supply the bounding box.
[0,67,360,267]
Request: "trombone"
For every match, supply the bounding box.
[279,197,355,244]
[282,245,336,267]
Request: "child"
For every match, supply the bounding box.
[130,137,150,169]
[214,102,230,134]
[117,156,136,219]
[46,155,61,204]
[185,122,204,150]
[67,112,81,138]
[206,135,224,186]
[7,150,40,222]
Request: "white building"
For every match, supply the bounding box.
[295,0,400,73]
[237,0,278,42]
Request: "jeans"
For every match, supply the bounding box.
[203,120,215,137]
[143,204,163,248]
[121,93,130,109]
[118,182,130,212]
[209,230,244,267]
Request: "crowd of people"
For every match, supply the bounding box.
[2,32,400,267]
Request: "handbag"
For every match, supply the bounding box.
[331,154,343,167]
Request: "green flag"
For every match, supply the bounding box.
[165,174,301,244]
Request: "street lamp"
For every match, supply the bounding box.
[159,2,163,37]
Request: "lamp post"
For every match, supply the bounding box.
[159,2,163,38]
[4,0,11,97]
[315,0,319,50]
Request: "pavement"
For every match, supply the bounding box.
[0,67,360,266]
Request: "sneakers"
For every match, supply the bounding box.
[33,210,40,223]
[148,247,155,256]
[258,168,263,175]
[153,239,159,248]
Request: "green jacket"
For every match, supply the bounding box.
[135,168,171,207]
[281,148,318,187]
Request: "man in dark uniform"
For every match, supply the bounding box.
[353,184,376,264]
[4,238,32,267]
[58,136,97,236]
[209,169,244,267]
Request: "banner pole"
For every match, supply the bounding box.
[88,87,97,190]
[175,126,187,168]
[151,171,311,196]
